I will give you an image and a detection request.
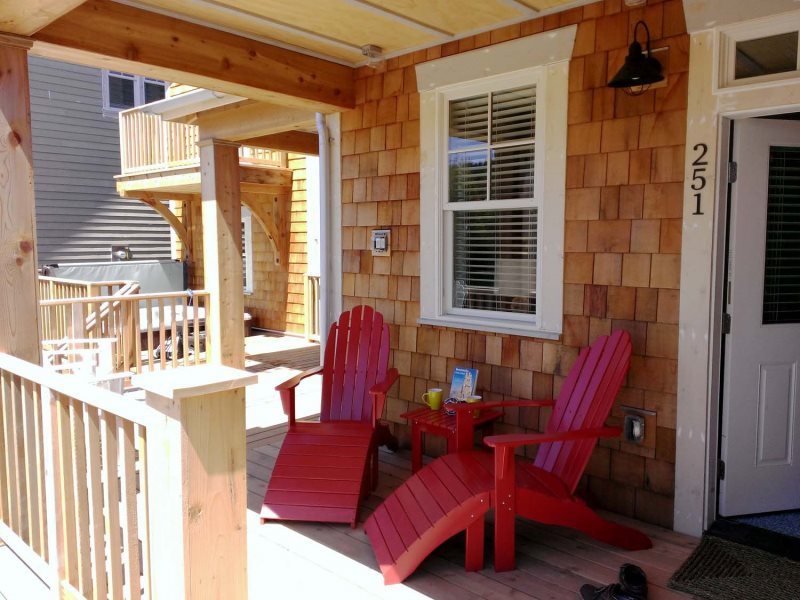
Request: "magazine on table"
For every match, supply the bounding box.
[448,367,478,402]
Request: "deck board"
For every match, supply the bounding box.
[245,423,698,599]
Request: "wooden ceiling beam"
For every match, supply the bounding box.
[239,166,293,187]
[0,0,86,36]
[30,0,354,111]
[241,131,319,155]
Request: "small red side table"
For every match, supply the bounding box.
[400,405,503,473]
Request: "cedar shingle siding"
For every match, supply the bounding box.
[29,56,170,264]
[341,0,687,527]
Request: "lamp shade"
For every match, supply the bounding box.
[608,21,664,95]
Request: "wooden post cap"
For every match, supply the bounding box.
[133,365,257,400]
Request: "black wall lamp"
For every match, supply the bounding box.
[607,20,664,96]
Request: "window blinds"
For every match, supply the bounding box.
[448,85,538,316]
[453,209,537,314]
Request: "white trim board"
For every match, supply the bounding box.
[415,25,577,90]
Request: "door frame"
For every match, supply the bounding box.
[676,28,800,536]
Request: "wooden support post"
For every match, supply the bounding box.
[0,34,41,364]
[134,365,256,599]
[199,139,245,368]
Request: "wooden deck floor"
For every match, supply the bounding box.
[245,423,698,600]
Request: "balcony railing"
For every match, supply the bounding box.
[118,108,286,176]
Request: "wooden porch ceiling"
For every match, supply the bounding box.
[117,0,594,65]
[4,0,593,117]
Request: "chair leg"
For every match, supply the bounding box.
[371,444,379,491]
[465,515,485,572]
[494,502,516,572]
[494,446,517,572]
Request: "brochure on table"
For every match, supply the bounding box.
[448,367,478,402]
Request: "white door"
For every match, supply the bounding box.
[720,118,800,517]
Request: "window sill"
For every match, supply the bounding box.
[417,315,560,340]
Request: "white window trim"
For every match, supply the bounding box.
[417,28,574,339]
[101,70,168,116]
[242,206,254,295]
[716,11,800,92]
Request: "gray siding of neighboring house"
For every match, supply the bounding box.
[29,56,171,265]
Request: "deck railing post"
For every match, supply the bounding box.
[0,34,41,365]
[134,365,256,599]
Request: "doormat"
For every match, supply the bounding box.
[668,535,800,599]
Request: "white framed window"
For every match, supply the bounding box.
[717,13,800,91]
[242,207,254,295]
[417,28,574,338]
[101,70,167,114]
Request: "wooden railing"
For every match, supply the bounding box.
[38,277,134,301]
[304,274,321,341]
[40,278,140,342]
[40,290,211,374]
[118,108,286,175]
[0,352,158,597]
[0,354,253,599]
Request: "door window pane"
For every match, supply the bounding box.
[736,32,799,80]
[763,145,800,324]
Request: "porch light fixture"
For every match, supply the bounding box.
[607,20,664,96]
[361,44,384,69]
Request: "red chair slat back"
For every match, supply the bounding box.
[320,306,391,423]
[533,330,632,493]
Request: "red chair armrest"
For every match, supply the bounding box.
[369,368,399,397]
[276,365,324,426]
[484,426,622,450]
[275,365,324,392]
[369,368,399,425]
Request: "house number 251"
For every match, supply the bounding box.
[691,143,708,215]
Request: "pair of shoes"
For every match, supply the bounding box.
[579,564,648,600]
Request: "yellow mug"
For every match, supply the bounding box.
[466,395,482,418]
[422,388,443,411]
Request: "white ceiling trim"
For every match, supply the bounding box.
[342,0,455,37]
[496,0,539,17]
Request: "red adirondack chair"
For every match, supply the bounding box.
[260,306,398,527]
[365,330,652,584]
